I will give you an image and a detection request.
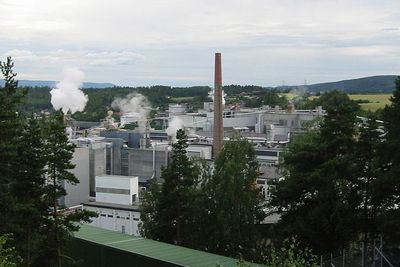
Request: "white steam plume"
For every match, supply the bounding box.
[166,116,184,141]
[208,88,226,106]
[111,93,151,129]
[50,67,88,114]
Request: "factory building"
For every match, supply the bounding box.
[61,52,326,229]
[60,146,90,207]
[84,175,141,236]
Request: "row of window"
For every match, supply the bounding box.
[99,214,139,221]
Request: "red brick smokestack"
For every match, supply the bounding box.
[213,53,224,157]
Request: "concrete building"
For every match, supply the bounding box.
[70,137,107,197]
[95,175,139,205]
[84,175,141,236]
[168,103,186,115]
[84,202,141,236]
[61,146,90,207]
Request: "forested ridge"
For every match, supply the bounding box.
[16,85,287,121]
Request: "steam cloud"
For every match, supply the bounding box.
[166,116,184,140]
[111,93,151,128]
[209,88,226,106]
[50,67,88,114]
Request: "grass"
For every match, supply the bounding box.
[303,93,392,111]
[348,94,392,111]
[279,93,297,100]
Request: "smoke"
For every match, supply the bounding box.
[208,88,226,105]
[111,93,151,128]
[50,67,88,114]
[166,116,184,140]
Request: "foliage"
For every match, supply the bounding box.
[140,129,201,246]
[303,90,360,111]
[36,111,96,267]
[121,122,138,130]
[141,134,266,261]
[378,77,400,242]
[0,58,96,266]
[306,75,397,93]
[0,57,25,233]
[264,238,318,267]
[202,135,266,260]
[269,91,359,254]
[9,116,49,266]
[18,84,291,121]
[351,116,383,238]
[0,235,21,267]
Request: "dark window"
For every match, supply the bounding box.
[255,150,278,157]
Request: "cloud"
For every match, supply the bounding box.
[1,0,400,85]
[3,49,145,66]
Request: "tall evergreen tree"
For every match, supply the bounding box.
[269,91,359,254]
[349,115,384,264]
[9,116,48,266]
[378,77,400,243]
[0,57,25,233]
[140,129,201,246]
[37,111,94,267]
[203,135,265,259]
[0,58,95,266]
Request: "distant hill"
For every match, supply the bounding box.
[306,75,398,93]
[0,79,115,88]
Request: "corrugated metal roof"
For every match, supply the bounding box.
[74,225,260,267]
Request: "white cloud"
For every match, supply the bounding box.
[0,0,399,85]
[3,49,145,66]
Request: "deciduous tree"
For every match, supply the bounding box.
[203,135,265,259]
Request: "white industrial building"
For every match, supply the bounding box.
[95,175,139,205]
[84,175,142,236]
[61,146,90,207]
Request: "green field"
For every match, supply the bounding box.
[279,93,297,100]
[348,94,392,111]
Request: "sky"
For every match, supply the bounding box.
[0,0,399,87]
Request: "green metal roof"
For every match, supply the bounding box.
[74,225,259,267]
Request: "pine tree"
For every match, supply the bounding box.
[37,111,94,267]
[9,116,48,266]
[269,91,359,254]
[140,129,201,246]
[0,57,25,233]
[378,77,400,243]
[349,115,384,264]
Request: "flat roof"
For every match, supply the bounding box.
[74,225,259,267]
[96,175,138,179]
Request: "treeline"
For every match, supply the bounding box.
[0,58,95,266]
[17,84,289,122]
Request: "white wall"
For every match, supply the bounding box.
[85,206,141,236]
[95,175,138,205]
[187,145,212,160]
[63,147,90,207]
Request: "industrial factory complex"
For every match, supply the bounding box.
[63,53,325,236]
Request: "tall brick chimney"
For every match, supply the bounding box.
[213,53,224,158]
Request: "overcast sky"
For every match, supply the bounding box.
[1,0,399,86]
